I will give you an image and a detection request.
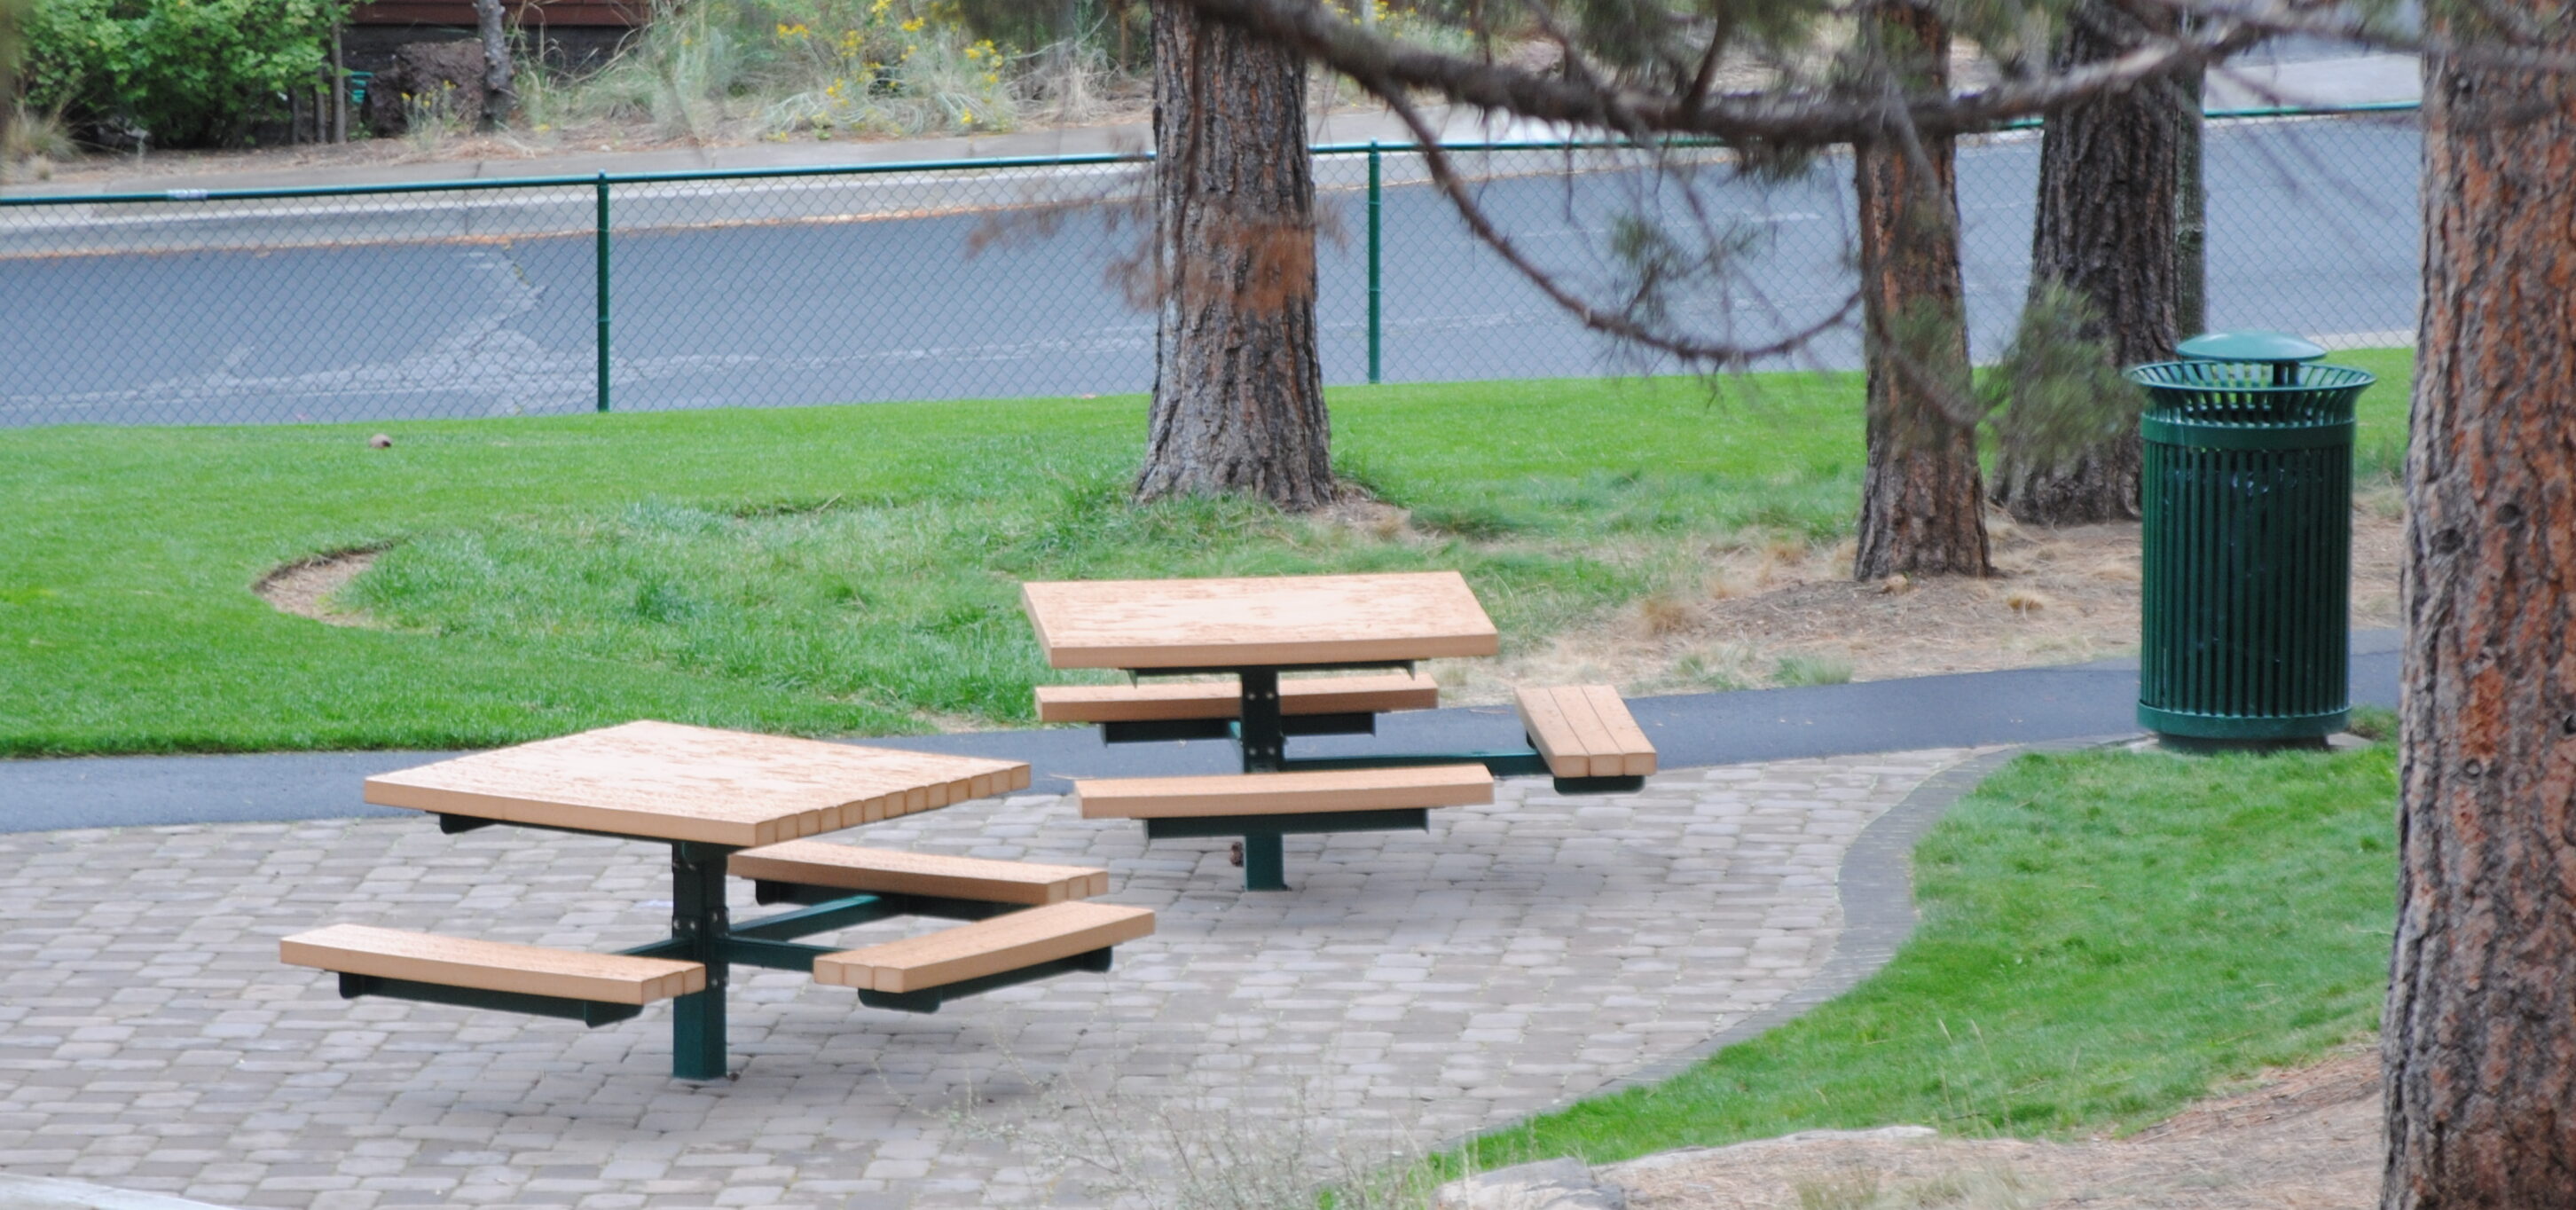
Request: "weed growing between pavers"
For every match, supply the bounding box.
[1452,739,2399,1167]
[946,1050,1455,1210]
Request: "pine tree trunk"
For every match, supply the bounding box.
[1850,0,1990,580]
[1134,0,1332,511]
[2383,34,2576,1210]
[473,0,516,130]
[2173,66,2206,338]
[1,29,15,162]
[1991,0,2183,525]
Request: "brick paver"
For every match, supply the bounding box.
[0,749,1976,1208]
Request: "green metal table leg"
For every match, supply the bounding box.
[1241,831,1285,892]
[1236,669,1291,889]
[671,987,726,1080]
[669,841,733,1080]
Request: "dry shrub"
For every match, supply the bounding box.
[1637,592,1701,638]
[1794,1164,2044,1210]
[948,1043,1441,1210]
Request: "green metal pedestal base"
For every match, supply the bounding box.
[2138,703,2347,744]
[667,842,733,1080]
[671,989,726,1080]
[2154,732,2333,755]
[1240,833,1284,891]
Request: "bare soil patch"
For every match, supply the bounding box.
[1438,504,2403,703]
[254,549,384,628]
[1606,1048,2382,1209]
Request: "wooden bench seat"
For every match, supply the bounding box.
[1034,671,1438,723]
[1515,684,1657,781]
[728,840,1108,906]
[1074,764,1494,820]
[1076,766,1495,892]
[281,923,706,1025]
[813,900,1155,1009]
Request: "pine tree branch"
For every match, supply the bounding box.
[1175,0,2313,144]
[1376,90,1862,365]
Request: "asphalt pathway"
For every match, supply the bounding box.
[0,629,2403,834]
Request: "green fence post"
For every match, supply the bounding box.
[1367,140,1383,385]
[595,172,611,413]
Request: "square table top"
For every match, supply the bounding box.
[363,720,1033,849]
[1020,570,1501,670]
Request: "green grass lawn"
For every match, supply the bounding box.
[0,350,2413,757]
[1457,735,2398,1168]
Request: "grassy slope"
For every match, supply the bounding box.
[0,350,2412,756]
[1464,740,2399,1167]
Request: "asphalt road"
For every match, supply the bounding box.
[0,115,2420,428]
[0,629,2404,832]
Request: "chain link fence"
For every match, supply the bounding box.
[0,106,2420,428]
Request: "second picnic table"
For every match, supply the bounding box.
[1021,570,1657,890]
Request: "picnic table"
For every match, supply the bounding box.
[1022,570,1657,891]
[279,720,1152,1080]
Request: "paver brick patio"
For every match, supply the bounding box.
[0,748,1979,1208]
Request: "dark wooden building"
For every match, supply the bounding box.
[344,0,646,73]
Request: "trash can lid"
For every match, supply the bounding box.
[2177,331,2327,364]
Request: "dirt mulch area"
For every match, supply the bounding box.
[254,549,383,628]
[1442,505,2403,702]
[1606,1048,2383,1209]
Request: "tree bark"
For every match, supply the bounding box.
[2383,30,2576,1210]
[1991,0,2184,526]
[1850,0,1990,580]
[1135,0,1333,511]
[473,0,516,130]
[2173,65,2206,338]
[0,0,21,159]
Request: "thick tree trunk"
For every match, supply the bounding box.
[1851,0,1989,580]
[2173,66,2206,338]
[2382,34,2576,1210]
[473,0,516,130]
[1991,0,2184,525]
[1135,0,1332,510]
[0,10,16,163]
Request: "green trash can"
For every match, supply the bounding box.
[2124,332,2376,746]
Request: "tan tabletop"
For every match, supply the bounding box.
[363,720,1032,848]
[1020,570,1501,670]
